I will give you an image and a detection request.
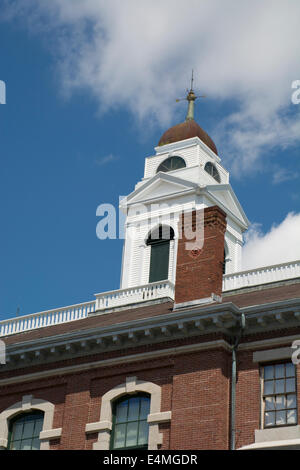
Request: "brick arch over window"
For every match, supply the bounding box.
[85,376,171,450]
[0,395,62,450]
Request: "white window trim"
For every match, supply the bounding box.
[260,362,297,430]
[0,394,62,450]
[85,376,171,450]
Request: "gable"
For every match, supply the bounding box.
[123,173,198,206]
[120,175,249,231]
[206,185,249,229]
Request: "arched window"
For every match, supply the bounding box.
[8,411,44,450]
[204,161,221,183]
[146,225,174,283]
[110,394,150,450]
[157,156,186,173]
[223,249,226,275]
[86,376,171,450]
[223,242,229,274]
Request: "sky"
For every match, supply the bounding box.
[0,0,300,320]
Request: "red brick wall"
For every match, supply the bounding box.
[235,350,260,449]
[0,347,231,450]
[169,349,231,449]
[1,331,300,449]
[175,206,227,304]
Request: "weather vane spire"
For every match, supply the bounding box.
[190,69,194,91]
[176,70,205,121]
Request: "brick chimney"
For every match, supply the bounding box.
[175,205,227,305]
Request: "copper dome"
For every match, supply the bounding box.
[158,119,218,155]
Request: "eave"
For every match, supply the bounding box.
[2,297,300,375]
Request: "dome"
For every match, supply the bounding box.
[158,119,218,155]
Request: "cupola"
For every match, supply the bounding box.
[158,80,218,155]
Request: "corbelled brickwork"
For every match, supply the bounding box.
[175,206,227,304]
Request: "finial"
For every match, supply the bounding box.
[190,69,194,91]
[176,71,206,121]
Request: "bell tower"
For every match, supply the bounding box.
[119,80,249,294]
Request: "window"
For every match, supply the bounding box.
[89,376,169,450]
[204,161,221,183]
[147,225,174,283]
[223,243,229,274]
[110,394,150,449]
[222,249,226,274]
[157,156,186,173]
[262,363,297,428]
[8,411,44,450]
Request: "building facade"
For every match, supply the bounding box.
[1,89,300,450]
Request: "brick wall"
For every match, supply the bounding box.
[1,329,300,449]
[0,345,231,450]
[175,206,227,304]
[235,350,260,448]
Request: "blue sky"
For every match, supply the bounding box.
[0,1,300,320]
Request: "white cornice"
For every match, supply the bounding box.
[2,296,300,376]
[200,187,249,231]
[3,299,300,386]
[120,174,248,231]
[121,172,198,207]
[154,136,221,163]
[207,184,250,228]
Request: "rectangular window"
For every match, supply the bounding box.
[262,363,297,428]
[149,241,170,283]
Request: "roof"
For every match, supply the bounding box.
[3,301,174,345]
[158,119,218,155]
[4,280,300,346]
[223,279,300,308]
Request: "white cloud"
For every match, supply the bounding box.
[242,212,300,270]
[272,166,299,185]
[2,0,300,174]
[94,154,118,166]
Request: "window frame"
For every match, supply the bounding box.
[146,225,174,284]
[0,395,61,450]
[7,410,44,450]
[85,376,171,450]
[260,361,298,429]
[156,156,186,174]
[223,242,230,274]
[110,393,151,450]
[204,161,221,183]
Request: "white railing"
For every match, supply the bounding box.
[0,300,96,337]
[0,281,175,337]
[95,280,175,310]
[1,260,299,338]
[223,260,300,291]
